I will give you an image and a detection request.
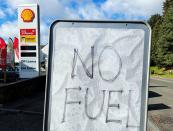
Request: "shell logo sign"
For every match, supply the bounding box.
[21,9,35,22]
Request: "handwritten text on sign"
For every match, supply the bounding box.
[50,28,144,131]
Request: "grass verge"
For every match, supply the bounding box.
[150,66,173,79]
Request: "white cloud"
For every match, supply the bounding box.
[5,0,81,45]
[101,0,164,19]
[0,21,18,41]
[5,8,15,16]
[5,0,165,20]
[78,4,105,19]
[7,0,36,9]
[0,9,5,18]
[40,23,49,44]
[6,0,80,20]
[2,0,164,44]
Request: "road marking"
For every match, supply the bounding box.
[0,108,43,116]
[151,78,173,84]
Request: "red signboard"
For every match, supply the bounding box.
[20,29,36,35]
[0,38,7,69]
[13,37,19,60]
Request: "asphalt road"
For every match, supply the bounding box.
[0,92,45,131]
[148,78,173,131]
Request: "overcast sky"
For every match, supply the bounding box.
[0,0,164,44]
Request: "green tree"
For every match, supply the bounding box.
[155,0,173,68]
[163,0,171,15]
[148,14,162,65]
[148,14,162,29]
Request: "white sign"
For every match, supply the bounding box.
[44,21,151,131]
[18,4,40,78]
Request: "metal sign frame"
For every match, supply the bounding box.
[43,20,151,131]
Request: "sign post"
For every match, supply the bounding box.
[18,4,40,78]
[44,20,151,131]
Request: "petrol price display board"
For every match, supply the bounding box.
[18,4,40,78]
[44,20,151,131]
